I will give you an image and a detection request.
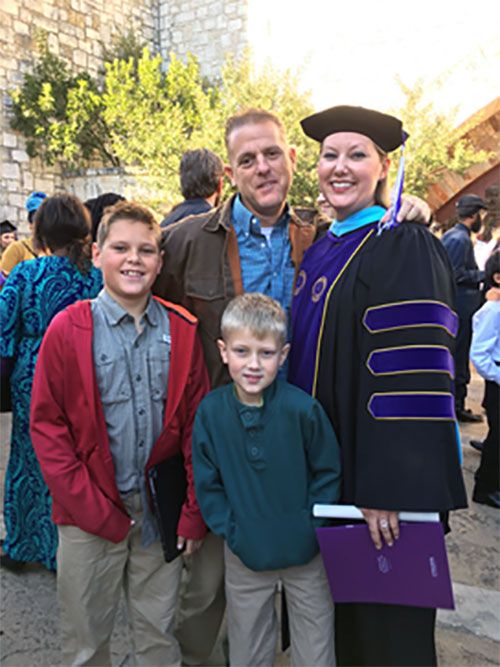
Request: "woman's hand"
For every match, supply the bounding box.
[177,535,204,556]
[360,508,399,550]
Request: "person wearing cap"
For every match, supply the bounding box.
[288,105,467,666]
[153,107,433,666]
[441,194,488,422]
[0,191,47,277]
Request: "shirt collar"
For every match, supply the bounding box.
[232,194,290,235]
[456,222,471,236]
[329,205,387,237]
[184,197,211,206]
[229,378,278,414]
[97,288,158,327]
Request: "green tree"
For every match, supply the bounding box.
[102,48,221,209]
[99,28,147,78]
[10,34,118,167]
[389,77,491,199]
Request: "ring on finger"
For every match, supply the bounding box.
[379,519,389,529]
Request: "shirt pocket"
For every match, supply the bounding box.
[147,338,171,403]
[185,275,225,302]
[185,275,226,340]
[94,351,132,406]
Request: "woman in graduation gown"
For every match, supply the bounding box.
[287,106,467,667]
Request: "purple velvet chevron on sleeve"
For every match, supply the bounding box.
[366,346,455,378]
[368,392,456,420]
[363,301,458,337]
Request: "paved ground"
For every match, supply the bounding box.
[0,368,498,666]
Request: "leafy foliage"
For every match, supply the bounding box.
[389,77,491,199]
[99,28,147,78]
[10,35,118,167]
[102,49,221,206]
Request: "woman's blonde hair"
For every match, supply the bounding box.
[373,142,390,208]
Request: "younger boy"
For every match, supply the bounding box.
[192,293,341,666]
[30,201,209,666]
[470,250,500,508]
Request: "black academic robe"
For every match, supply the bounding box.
[288,219,468,666]
[289,220,467,512]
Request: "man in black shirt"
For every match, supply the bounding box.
[441,194,488,422]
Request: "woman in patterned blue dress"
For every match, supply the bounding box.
[0,193,103,571]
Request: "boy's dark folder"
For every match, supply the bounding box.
[316,522,454,609]
[147,453,187,562]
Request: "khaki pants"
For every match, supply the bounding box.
[57,494,183,667]
[175,531,228,665]
[224,544,335,667]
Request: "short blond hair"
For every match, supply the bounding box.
[221,293,287,347]
[96,201,161,249]
[225,108,287,159]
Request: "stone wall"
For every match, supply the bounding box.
[0,0,159,235]
[158,0,248,82]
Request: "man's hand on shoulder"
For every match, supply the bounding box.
[380,195,432,225]
[486,286,500,302]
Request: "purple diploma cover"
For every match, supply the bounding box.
[316,522,454,609]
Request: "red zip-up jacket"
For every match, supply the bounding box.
[30,296,209,544]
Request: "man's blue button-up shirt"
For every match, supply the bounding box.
[232,194,295,330]
[231,195,295,379]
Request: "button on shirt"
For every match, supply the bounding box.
[232,194,295,327]
[232,195,295,379]
[233,390,266,471]
[91,289,171,546]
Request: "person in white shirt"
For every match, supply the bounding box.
[470,250,500,509]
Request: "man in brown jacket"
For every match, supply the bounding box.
[153,107,431,665]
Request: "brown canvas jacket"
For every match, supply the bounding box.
[153,194,318,388]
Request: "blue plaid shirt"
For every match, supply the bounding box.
[232,195,295,377]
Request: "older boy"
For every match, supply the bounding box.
[192,293,341,666]
[30,201,209,666]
